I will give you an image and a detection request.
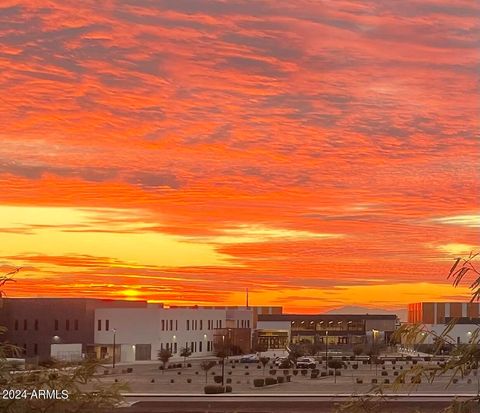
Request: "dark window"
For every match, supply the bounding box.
[14,320,18,331]
[23,343,27,354]
[106,320,110,331]
[175,320,178,330]
[174,342,177,353]
[161,320,165,331]
[169,320,173,331]
[23,319,27,330]
[190,342,194,352]
[97,320,101,331]
[74,320,79,330]
[66,320,70,331]
[186,320,190,330]
[34,343,38,355]
[199,341,202,352]
[34,319,39,330]
[54,320,59,331]
[200,320,203,330]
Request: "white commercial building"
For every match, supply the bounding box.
[94,304,253,362]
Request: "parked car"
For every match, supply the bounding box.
[240,354,259,363]
[296,357,316,369]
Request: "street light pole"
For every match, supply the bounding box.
[325,330,329,370]
[112,328,117,369]
[221,335,225,386]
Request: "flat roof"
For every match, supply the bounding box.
[258,314,397,321]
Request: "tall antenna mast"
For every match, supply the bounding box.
[246,287,249,309]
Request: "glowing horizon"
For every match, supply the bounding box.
[0,0,479,313]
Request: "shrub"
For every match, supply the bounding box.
[328,370,334,376]
[452,378,458,384]
[158,366,164,370]
[226,378,232,384]
[269,369,276,375]
[286,375,292,382]
[225,385,232,393]
[277,376,285,383]
[356,378,363,384]
[311,371,319,379]
[352,364,359,370]
[411,377,421,384]
[187,378,192,383]
[301,369,308,376]
[381,371,388,376]
[170,379,174,383]
[257,365,261,369]
[214,375,222,384]
[265,377,277,385]
[254,378,265,387]
[321,371,327,377]
[293,370,298,376]
[204,385,225,394]
[283,369,289,375]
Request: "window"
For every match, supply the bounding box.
[175,320,178,330]
[34,319,39,330]
[34,343,38,355]
[74,320,79,330]
[162,320,165,331]
[106,320,110,331]
[23,319,27,330]
[194,342,197,352]
[186,320,190,330]
[247,320,250,328]
[23,344,27,354]
[55,320,59,331]
[169,320,173,331]
[97,320,101,331]
[190,342,194,352]
[207,341,210,351]
[199,341,202,352]
[14,320,18,331]
[174,342,177,353]
[200,320,203,330]
[66,320,70,331]
[219,320,222,328]
[160,343,164,350]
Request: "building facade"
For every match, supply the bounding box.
[255,314,397,350]
[94,305,253,362]
[0,298,145,362]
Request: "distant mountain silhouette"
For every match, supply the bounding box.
[325,305,407,321]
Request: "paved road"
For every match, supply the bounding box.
[111,394,480,413]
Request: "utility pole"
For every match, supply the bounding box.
[112,328,117,369]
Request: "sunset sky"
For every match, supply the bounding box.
[0,0,479,313]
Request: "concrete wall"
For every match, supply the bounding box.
[51,343,83,361]
[94,307,253,361]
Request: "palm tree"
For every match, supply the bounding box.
[200,360,216,384]
[179,346,192,369]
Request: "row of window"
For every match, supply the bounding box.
[161,320,178,331]
[235,319,250,328]
[97,319,110,331]
[13,343,38,356]
[160,340,214,354]
[14,319,79,332]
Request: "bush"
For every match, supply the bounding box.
[321,371,327,377]
[187,378,192,383]
[257,365,261,369]
[293,370,298,376]
[286,375,292,382]
[265,377,277,385]
[269,369,276,375]
[127,367,133,373]
[254,378,265,387]
[225,385,232,393]
[356,378,363,384]
[204,385,225,394]
[301,369,308,376]
[214,375,222,384]
[159,366,164,370]
[277,376,285,383]
[381,371,388,376]
[283,369,289,375]
[226,378,232,384]
[311,371,319,379]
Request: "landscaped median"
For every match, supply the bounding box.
[204,385,233,394]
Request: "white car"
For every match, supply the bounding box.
[296,357,316,369]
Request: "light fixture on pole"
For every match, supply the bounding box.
[112,328,117,369]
